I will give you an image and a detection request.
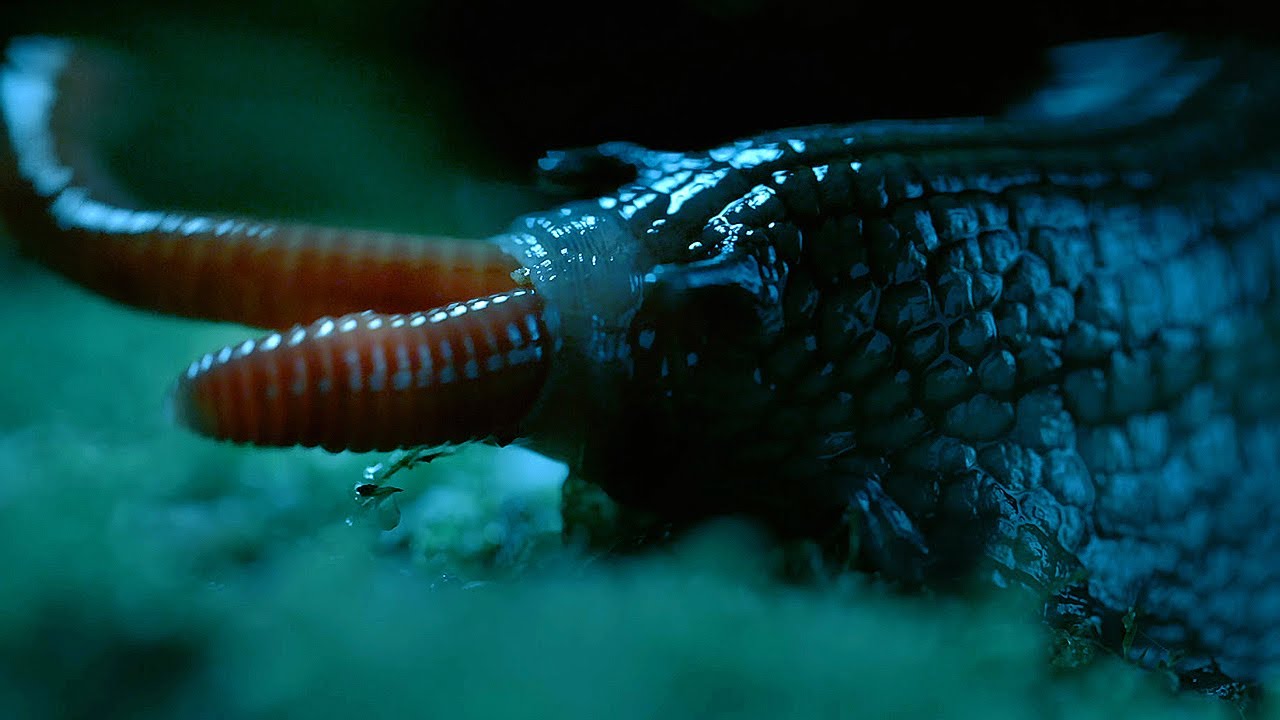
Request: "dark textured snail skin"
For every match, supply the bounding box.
[2,36,1279,682]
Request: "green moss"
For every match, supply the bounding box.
[0,251,1250,720]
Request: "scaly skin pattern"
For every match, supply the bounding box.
[2,36,1278,683]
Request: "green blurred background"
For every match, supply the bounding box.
[0,1,1272,718]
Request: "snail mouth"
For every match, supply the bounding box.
[169,288,554,452]
[1,37,554,452]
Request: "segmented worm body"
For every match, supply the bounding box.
[3,36,1279,683]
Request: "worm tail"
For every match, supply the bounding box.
[0,37,521,330]
[170,289,552,451]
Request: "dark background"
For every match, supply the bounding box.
[0,0,1265,179]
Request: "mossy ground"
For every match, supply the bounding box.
[0,27,1267,720]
